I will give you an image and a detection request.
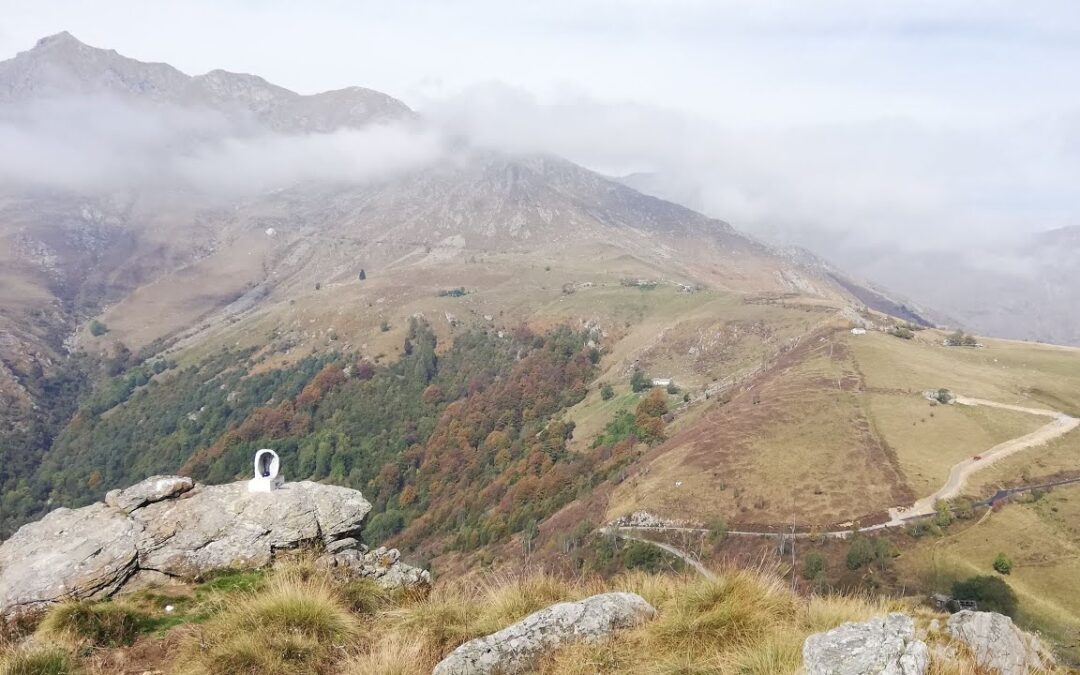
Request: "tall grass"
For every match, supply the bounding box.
[38,600,148,647]
[7,558,1047,674]
[176,576,357,675]
[0,642,75,675]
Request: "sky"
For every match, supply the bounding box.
[2,0,1079,251]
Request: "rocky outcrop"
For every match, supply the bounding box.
[432,592,656,675]
[802,613,929,675]
[105,475,194,513]
[320,545,431,589]
[946,610,1053,674]
[0,476,428,618]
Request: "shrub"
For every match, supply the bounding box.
[364,510,407,544]
[871,538,896,570]
[845,536,875,570]
[952,575,1018,616]
[89,319,109,336]
[887,325,914,340]
[706,517,728,545]
[630,368,651,393]
[802,552,826,580]
[39,600,148,647]
[666,382,679,395]
[932,500,953,528]
[993,553,1013,575]
[621,541,681,573]
[600,383,615,401]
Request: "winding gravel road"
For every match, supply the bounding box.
[884,395,1079,526]
[607,393,1080,567]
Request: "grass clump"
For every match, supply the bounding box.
[177,576,357,675]
[38,600,148,647]
[0,643,76,675]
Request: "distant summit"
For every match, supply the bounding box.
[0,32,413,132]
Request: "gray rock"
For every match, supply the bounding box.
[0,504,139,617]
[322,545,430,589]
[325,537,362,554]
[802,613,929,675]
[432,592,656,675]
[131,480,371,578]
[105,475,194,513]
[946,610,1053,674]
[0,476,428,617]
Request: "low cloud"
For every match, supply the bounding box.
[2,83,1077,259]
[425,83,1080,252]
[0,96,446,196]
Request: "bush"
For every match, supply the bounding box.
[89,319,109,336]
[952,575,1018,616]
[887,325,914,340]
[600,383,615,401]
[993,553,1013,575]
[621,541,681,573]
[39,600,148,647]
[932,500,953,528]
[666,382,679,395]
[845,536,874,570]
[364,510,407,544]
[802,552,826,580]
[630,368,651,393]
[706,517,728,545]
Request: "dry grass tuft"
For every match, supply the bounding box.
[649,568,797,653]
[175,575,357,675]
[38,600,148,647]
[0,641,76,675]
[342,633,434,675]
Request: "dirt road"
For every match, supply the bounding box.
[884,396,1079,525]
[608,393,1079,547]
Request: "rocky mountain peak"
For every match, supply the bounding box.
[0,33,413,131]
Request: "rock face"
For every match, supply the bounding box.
[0,476,428,618]
[105,475,194,513]
[802,613,929,675]
[946,610,1053,674]
[432,592,656,675]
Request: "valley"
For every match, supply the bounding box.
[1,29,1079,673]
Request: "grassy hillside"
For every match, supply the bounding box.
[899,484,1080,662]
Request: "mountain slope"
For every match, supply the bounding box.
[0,31,411,130]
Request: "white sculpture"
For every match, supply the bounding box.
[248,449,283,493]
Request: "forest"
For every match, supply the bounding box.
[2,319,669,560]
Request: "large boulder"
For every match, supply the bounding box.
[132,480,372,577]
[0,476,426,618]
[0,504,139,617]
[432,592,656,675]
[946,610,1053,674]
[802,613,929,675]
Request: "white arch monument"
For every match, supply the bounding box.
[248,448,284,493]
